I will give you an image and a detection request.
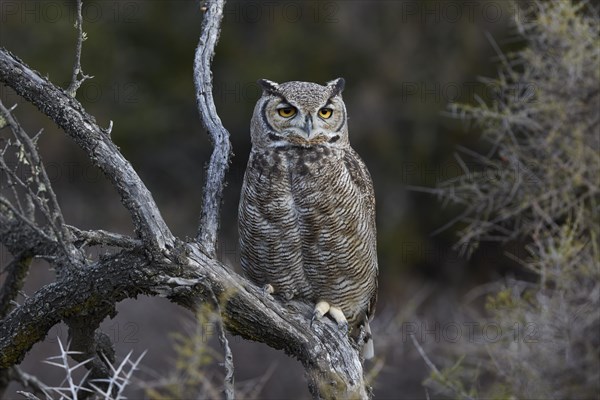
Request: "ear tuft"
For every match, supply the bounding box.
[327,77,345,96]
[257,79,281,95]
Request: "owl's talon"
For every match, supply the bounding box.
[328,306,348,332]
[261,284,274,296]
[311,301,330,328]
[311,301,350,332]
[310,314,318,328]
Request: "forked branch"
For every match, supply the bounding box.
[0,1,371,397]
[0,49,175,254]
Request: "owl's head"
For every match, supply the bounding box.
[250,78,349,149]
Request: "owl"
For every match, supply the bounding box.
[238,78,378,358]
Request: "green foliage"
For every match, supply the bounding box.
[145,305,224,400]
[144,304,271,400]
[430,1,600,398]
[425,356,479,400]
[442,0,599,256]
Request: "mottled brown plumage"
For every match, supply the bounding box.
[238,78,378,358]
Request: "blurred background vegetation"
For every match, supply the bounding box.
[1,0,598,399]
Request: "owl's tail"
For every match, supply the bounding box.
[362,322,374,360]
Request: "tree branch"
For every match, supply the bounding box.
[0,243,369,398]
[66,0,92,97]
[67,225,142,249]
[0,207,62,259]
[4,366,50,399]
[194,0,233,256]
[0,100,67,236]
[0,48,174,255]
[193,3,236,397]
[0,5,371,397]
[0,252,32,320]
[207,286,235,400]
[0,100,82,270]
[0,250,152,368]
[65,315,116,398]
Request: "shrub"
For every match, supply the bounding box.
[428,1,600,398]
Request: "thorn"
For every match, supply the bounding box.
[32,129,44,143]
[261,283,274,296]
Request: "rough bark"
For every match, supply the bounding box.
[0,239,368,397]
[194,0,233,256]
[0,252,32,320]
[0,49,174,255]
[0,0,370,397]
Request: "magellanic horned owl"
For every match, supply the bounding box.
[238,78,378,359]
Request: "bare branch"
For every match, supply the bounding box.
[0,250,151,368]
[0,252,32,320]
[207,288,234,400]
[194,0,233,256]
[0,48,175,254]
[0,100,66,236]
[66,316,116,397]
[66,0,92,97]
[0,208,64,261]
[67,225,142,249]
[410,335,475,400]
[0,196,53,244]
[0,243,369,398]
[9,367,50,399]
[0,100,80,267]
[0,4,371,397]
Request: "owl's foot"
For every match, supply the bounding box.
[329,306,349,332]
[261,284,274,296]
[310,301,330,327]
[310,301,348,332]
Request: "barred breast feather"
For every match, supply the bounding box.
[239,78,378,358]
[239,144,377,327]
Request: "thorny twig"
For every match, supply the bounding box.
[0,0,371,396]
[0,102,68,235]
[0,196,53,243]
[410,335,475,400]
[0,100,79,267]
[10,366,51,399]
[66,0,93,97]
[0,49,176,252]
[67,226,142,250]
[207,288,235,400]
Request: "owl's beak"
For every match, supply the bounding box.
[302,116,313,137]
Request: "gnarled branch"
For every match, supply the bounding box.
[0,252,32,320]
[194,0,233,256]
[0,1,370,397]
[0,242,368,398]
[0,49,174,255]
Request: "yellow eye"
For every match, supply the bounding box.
[278,107,296,118]
[319,108,333,119]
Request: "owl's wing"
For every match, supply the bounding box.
[343,147,378,320]
[238,150,311,300]
[343,147,376,217]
